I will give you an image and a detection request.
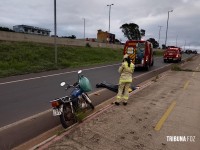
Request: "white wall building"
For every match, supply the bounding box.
[13,25,51,36]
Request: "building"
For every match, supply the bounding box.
[13,25,51,36]
[97,29,115,43]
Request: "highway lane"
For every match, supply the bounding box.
[0,54,191,128]
[0,63,121,128]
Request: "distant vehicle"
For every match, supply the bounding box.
[192,50,197,54]
[185,49,193,54]
[163,47,182,63]
[51,35,58,37]
[123,40,154,70]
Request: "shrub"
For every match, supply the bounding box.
[85,43,91,48]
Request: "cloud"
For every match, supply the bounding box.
[0,0,200,51]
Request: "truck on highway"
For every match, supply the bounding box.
[123,40,154,70]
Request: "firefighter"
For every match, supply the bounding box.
[115,54,135,105]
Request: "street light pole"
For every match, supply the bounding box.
[184,40,186,51]
[158,25,163,47]
[165,10,173,47]
[176,35,178,47]
[83,18,85,39]
[107,4,114,34]
[54,0,57,64]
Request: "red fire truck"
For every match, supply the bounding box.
[123,40,154,70]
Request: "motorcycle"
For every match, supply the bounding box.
[50,70,95,128]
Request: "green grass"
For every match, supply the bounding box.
[0,41,123,78]
[171,65,183,71]
[153,50,164,56]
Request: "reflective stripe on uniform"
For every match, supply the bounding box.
[119,79,132,84]
[122,96,129,100]
[117,96,121,99]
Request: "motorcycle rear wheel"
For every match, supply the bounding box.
[59,104,77,129]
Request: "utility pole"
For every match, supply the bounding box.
[54,0,57,64]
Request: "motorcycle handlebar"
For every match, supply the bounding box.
[73,82,78,86]
[65,84,72,90]
[65,83,79,90]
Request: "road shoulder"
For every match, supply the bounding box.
[36,56,200,150]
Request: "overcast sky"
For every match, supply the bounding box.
[0,0,200,51]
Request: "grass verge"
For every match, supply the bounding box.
[0,41,165,78]
[0,41,123,78]
[153,49,164,56]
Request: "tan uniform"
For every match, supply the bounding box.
[116,61,134,102]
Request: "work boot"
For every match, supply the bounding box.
[123,102,127,106]
[115,102,120,106]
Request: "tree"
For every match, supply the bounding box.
[162,44,166,49]
[70,35,76,39]
[140,29,145,36]
[147,38,159,48]
[115,39,120,43]
[62,35,76,39]
[0,26,14,32]
[120,23,141,40]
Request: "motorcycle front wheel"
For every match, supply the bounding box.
[82,93,95,110]
[59,104,77,129]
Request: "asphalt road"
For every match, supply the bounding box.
[0,54,194,149]
[0,54,191,128]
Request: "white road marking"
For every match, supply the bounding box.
[0,57,163,85]
[0,63,120,85]
[0,109,51,132]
